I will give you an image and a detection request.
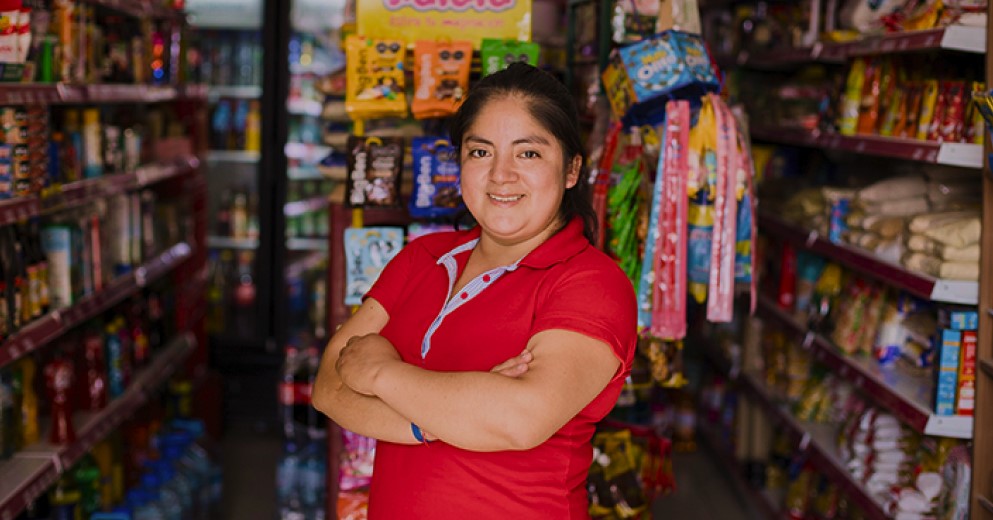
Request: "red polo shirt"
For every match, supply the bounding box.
[364,217,637,519]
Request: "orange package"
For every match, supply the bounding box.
[412,40,473,120]
[338,490,370,520]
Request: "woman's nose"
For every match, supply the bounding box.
[489,153,518,182]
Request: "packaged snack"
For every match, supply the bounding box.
[408,136,463,219]
[479,39,540,77]
[938,81,967,143]
[838,58,867,136]
[343,226,405,306]
[601,30,719,125]
[856,58,883,135]
[412,40,473,120]
[916,79,940,141]
[345,135,405,208]
[338,490,369,520]
[344,36,408,120]
[339,430,377,491]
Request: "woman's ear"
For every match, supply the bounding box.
[565,155,582,189]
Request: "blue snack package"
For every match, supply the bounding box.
[408,136,464,219]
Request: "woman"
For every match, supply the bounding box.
[313,63,637,519]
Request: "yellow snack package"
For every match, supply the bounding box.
[839,58,867,136]
[916,79,940,141]
[412,40,473,120]
[345,36,408,120]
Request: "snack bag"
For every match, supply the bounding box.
[412,40,473,120]
[345,135,405,208]
[838,58,867,136]
[916,79,940,141]
[343,226,405,306]
[408,136,463,219]
[345,36,408,120]
[687,96,717,304]
[480,39,541,77]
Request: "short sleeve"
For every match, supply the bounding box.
[531,261,638,381]
[363,240,417,314]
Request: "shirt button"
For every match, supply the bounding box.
[460,292,468,300]
[482,275,491,283]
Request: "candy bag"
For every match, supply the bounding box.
[412,40,473,120]
[345,36,408,120]
[345,135,405,208]
[687,96,717,304]
[480,38,541,77]
[408,136,463,219]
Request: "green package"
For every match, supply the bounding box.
[480,39,541,77]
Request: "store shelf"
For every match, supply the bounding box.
[286,237,329,252]
[208,85,263,100]
[0,157,199,226]
[287,98,324,117]
[206,236,259,250]
[0,242,194,369]
[0,83,207,105]
[726,369,891,520]
[750,127,983,168]
[285,143,332,164]
[284,196,330,217]
[756,295,974,439]
[758,213,979,305]
[206,150,261,163]
[287,166,331,181]
[0,331,196,520]
[88,0,185,19]
[733,25,986,68]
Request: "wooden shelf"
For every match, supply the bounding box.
[733,25,985,68]
[0,332,197,519]
[750,127,983,169]
[757,295,973,439]
[0,242,194,369]
[759,213,979,305]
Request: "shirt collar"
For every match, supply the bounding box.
[423,217,588,270]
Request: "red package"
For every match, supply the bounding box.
[777,242,797,312]
[938,81,967,143]
[926,81,950,141]
[707,95,739,323]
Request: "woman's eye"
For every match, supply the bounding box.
[520,150,540,159]
[468,149,489,158]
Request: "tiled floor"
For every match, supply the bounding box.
[218,425,765,520]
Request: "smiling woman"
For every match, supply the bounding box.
[312,63,638,520]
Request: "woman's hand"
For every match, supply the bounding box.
[335,333,401,396]
[490,349,533,378]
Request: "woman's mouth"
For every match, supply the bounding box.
[489,194,524,203]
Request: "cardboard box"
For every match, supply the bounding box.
[935,328,961,416]
[955,329,976,416]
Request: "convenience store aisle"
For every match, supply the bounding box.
[217,425,763,519]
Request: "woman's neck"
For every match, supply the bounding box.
[473,220,563,267]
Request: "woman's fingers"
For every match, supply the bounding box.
[490,349,533,377]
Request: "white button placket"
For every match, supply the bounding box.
[420,239,520,359]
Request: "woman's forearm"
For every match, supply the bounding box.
[313,368,421,445]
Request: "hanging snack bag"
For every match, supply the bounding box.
[412,40,473,120]
[345,36,408,120]
[686,96,718,304]
[480,39,541,77]
[601,30,719,126]
[408,136,463,219]
[345,135,404,208]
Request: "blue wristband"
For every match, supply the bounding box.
[411,423,429,444]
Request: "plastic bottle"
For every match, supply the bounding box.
[105,320,125,399]
[245,100,261,152]
[17,356,38,445]
[81,108,103,179]
[62,109,84,183]
[142,470,180,520]
[74,453,103,517]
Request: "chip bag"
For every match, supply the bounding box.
[412,40,473,120]
[480,38,541,77]
[345,135,405,208]
[345,36,408,120]
[408,136,463,219]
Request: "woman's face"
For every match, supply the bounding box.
[459,95,579,248]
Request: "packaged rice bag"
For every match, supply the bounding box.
[345,36,408,120]
[345,135,405,208]
[412,41,473,120]
[480,39,541,77]
[408,136,463,219]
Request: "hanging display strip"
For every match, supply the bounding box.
[0,242,193,369]
[0,332,197,520]
[757,295,974,439]
[758,212,979,305]
[750,127,983,168]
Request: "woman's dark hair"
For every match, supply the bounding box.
[449,63,598,244]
